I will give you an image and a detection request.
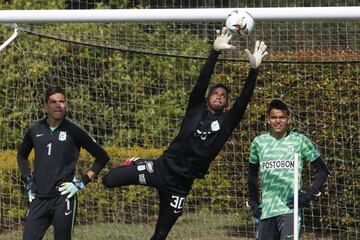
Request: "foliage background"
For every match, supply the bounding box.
[0,0,359,239]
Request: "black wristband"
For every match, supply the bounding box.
[81,174,92,185]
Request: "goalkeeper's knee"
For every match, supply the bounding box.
[102,174,115,188]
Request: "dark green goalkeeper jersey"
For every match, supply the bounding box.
[17,118,109,198]
[249,131,320,219]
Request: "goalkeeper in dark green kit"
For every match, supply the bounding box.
[17,86,110,240]
[103,28,268,240]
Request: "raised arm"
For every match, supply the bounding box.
[228,41,268,128]
[187,27,235,110]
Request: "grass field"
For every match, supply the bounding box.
[0,213,255,240]
[0,213,334,240]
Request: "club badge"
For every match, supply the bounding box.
[146,161,154,173]
[288,146,295,154]
[59,131,67,141]
[211,120,220,132]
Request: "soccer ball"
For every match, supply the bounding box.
[226,10,255,36]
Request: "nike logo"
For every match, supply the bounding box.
[174,210,182,214]
[36,134,44,137]
[65,210,73,216]
[287,235,294,238]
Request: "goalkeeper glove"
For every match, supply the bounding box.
[59,177,85,199]
[26,181,36,203]
[213,27,236,51]
[246,200,262,221]
[286,190,319,209]
[244,40,268,69]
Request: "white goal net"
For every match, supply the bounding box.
[0,1,359,239]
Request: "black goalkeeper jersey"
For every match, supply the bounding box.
[163,49,258,179]
[17,118,109,198]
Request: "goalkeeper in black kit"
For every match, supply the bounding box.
[17,86,110,240]
[102,27,268,240]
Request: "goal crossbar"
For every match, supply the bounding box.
[0,7,359,23]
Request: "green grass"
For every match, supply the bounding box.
[0,213,254,240]
[0,213,335,240]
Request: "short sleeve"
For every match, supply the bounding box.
[249,139,260,164]
[301,134,320,162]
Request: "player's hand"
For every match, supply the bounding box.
[59,178,85,199]
[26,182,36,203]
[246,200,262,220]
[244,40,268,69]
[213,27,236,51]
[286,191,316,209]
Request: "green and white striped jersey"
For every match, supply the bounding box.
[249,131,320,219]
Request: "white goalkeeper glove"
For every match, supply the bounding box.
[213,27,236,51]
[59,177,85,199]
[245,40,268,69]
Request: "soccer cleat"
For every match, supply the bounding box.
[123,157,140,166]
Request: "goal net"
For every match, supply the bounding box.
[0,1,359,239]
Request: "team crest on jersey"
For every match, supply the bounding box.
[287,146,295,154]
[211,120,220,131]
[146,161,154,173]
[59,131,67,141]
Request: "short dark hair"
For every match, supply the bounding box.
[208,83,231,98]
[266,99,290,116]
[45,86,66,103]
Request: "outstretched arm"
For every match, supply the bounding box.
[228,41,268,128]
[187,27,235,110]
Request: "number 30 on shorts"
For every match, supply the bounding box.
[170,195,186,213]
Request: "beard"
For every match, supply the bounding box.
[209,102,225,113]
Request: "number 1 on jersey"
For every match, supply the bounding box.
[47,143,52,155]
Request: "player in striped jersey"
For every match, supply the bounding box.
[247,99,329,240]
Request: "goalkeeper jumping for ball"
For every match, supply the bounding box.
[17,86,110,240]
[102,27,268,240]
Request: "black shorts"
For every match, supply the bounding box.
[257,213,301,240]
[23,194,77,240]
[133,158,194,216]
[103,157,194,216]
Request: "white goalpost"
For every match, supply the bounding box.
[1,7,359,52]
[0,7,359,23]
[294,153,299,240]
[1,3,359,240]
[0,24,17,51]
